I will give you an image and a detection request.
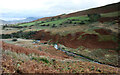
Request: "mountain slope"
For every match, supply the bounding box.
[7,17,39,24]
[0,19,8,25]
[0,17,39,25]
[34,2,119,21]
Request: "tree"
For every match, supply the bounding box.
[57,16,61,20]
[88,13,101,22]
[51,17,55,21]
[2,26,5,30]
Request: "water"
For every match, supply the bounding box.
[55,45,117,67]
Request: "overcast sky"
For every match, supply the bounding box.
[0,0,119,21]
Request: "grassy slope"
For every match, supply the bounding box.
[14,10,119,27]
[11,2,119,27]
[101,11,120,17]
[17,16,89,26]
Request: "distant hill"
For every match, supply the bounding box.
[0,19,8,25]
[7,17,39,24]
[34,2,119,21]
[0,17,39,25]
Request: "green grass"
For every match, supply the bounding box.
[67,16,89,20]
[15,16,89,27]
[39,18,68,26]
[101,11,120,17]
[38,16,89,26]
[19,22,35,26]
[17,21,42,26]
[98,35,118,42]
[31,56,50,63]
[72,20,89,24]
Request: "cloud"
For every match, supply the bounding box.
[0,0,119,20]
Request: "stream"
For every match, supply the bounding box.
[2,39,118,68]
[54,45,118,68]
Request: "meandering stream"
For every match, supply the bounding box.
[2,39,118,67]
[55,44,118,67]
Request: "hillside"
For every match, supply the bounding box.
[12,2,119,27]
[0,17,39,25]
[34,2,120,22]
[0,19,8,25]
[7,17,39,24]
[1,2,120,74]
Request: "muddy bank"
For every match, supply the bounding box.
[32,30,118,49]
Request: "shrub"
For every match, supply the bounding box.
[40,58,49,63]
[46,24,50,26]
[41,21,44,23]
[51,17,55,21]
[12,38,17,41]
[71,19,79,21]
[74,22,77,24]
[90,66,95,70]
[79,21,85,24]
[88,13,101,22]
[57,16,61,20]
[59,23,62,25]
[2,26,6,30]
[31,57,49,63]
[38,47,42,51]
[1,34,11,39]
[68,20,72,24]
[52,24,57,28]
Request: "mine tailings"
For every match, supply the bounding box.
[32,30,118,49]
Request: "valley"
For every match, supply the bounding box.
[0,2,120,74]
